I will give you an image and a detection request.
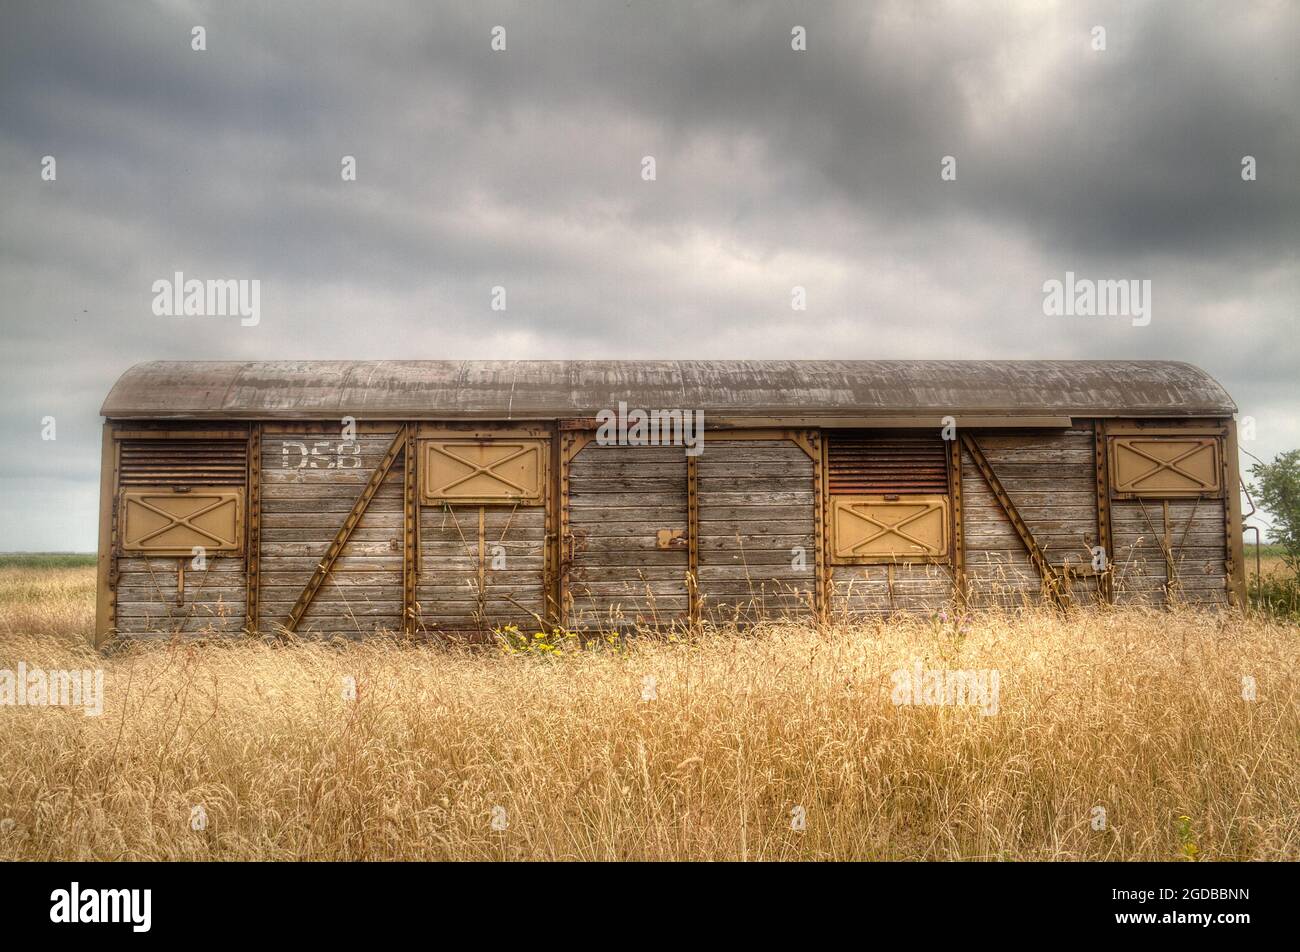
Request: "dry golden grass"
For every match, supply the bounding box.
[0,565,96,645]
[0,565,1297,861]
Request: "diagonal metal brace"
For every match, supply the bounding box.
[285,425,408,634]
[961,432,1070,609]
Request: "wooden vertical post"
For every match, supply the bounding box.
[820,431,834,621]
[1162,499,1174,601]
[476,505,486,631]
[557,429,593,629]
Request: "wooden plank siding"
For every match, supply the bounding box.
[960,439,1042,608]
[258,428,405,638]
[1111,498,1228,606]
[416,503,547,636]
[965,425,1103,607]
[1104,419,1231,607]
[966,427,1099,568]
[567,443,690,629]
[829,563,956,616]
[98,409,1239,643]
[697,440,817,623]
[114,556,246,636]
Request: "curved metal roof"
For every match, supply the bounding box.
[101,360,1235,420]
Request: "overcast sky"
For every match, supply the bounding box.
[1,0,1296,550]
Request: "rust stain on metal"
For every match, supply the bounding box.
[656,528,686,550]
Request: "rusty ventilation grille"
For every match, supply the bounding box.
[827,433,948,494]
[119,440,248,487]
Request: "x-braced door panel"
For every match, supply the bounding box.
[829,495,948,563]
[120,488,243,556]
[1109,436,1221,497]
[420,439,546,505]
[415,436,549,635]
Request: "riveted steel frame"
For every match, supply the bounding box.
[245,424,262,633]
[687,453,700,624]
[403,426,418,636]
[1223,418,1246,607]
[947,437,965,607]
[557,428,595,628]
[1092,420,1114,604]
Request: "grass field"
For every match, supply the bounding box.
[0,559,1296,861]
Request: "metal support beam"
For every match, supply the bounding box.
[948,436,965,607]
[476,506,487,628]
[285,425,409,634]
[808,429,825,622]
[687,453,700,624]
[1224,419,1246,607]
[1093,420,1113,604]
[961,433,1069,610]
[402,426,418,636]
[557,430,593,628]
[543,427,559,629]
[245,423,262,633]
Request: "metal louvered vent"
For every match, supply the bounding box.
[119,440,248,487]
[827,432,948,494]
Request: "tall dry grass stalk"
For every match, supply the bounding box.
[0,566,1296,860]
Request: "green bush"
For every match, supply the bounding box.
[1249,573,1300,621]
[1251,449,1300,576]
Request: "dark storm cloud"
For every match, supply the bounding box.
[0,0,1296,548]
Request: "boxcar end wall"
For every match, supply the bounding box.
[94,361,1246,643]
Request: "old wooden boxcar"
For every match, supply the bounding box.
[94,360,1245,643]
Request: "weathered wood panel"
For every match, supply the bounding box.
[830,563,955,616]
[114,556,245,636]
[698,440,816,622]
[258,427,405,638]
[1112,497,1228,607]
[974,426,1099,569]
[825,430,1096,615]
[960,445,1042,608]
[568,444,689,628]
[416,503,546,635]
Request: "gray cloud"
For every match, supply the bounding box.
[1,0,1296,549]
